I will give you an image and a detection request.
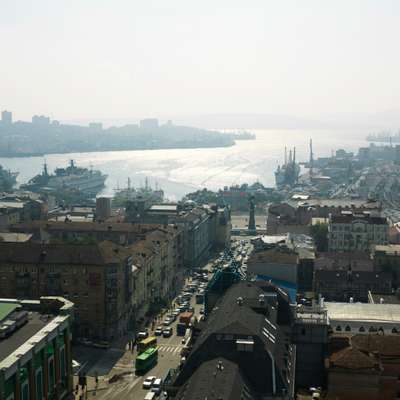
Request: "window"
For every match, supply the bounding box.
[48,357,55,393]
[345,326,351,332]
[60,346,66,380]
[392,328,398,334]
[359,326,365,332]
[36,369,43,400]
[21,381,29,400]
[335,326,342,332]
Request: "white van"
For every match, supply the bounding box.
[144,391,156,400]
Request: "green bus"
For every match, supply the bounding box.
[135,347,158,375]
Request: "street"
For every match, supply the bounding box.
[71,237,253,400]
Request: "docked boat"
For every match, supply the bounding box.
[21,160,107,196]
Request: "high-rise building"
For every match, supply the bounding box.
[32,115,50,125]
[1,110,12,125]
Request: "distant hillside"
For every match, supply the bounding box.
[0,121,234,157]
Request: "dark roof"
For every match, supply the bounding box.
[330,346,378,370]
[175,357,253,400]
[315,252,373,272]
[0,241,131,265]
[352,334,400,357]
[12,220,163,234]
[0,311,49,361]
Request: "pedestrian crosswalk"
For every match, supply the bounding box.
[157,344,183,355]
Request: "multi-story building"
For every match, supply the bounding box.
[313,251,392,302]
[168,281,296,399]
[267,199,381,235]
[328,212,388,252]
[373,244,400,289]
[0,195,47,230]
[327,334,400,400]
[11,220,186,332]
[0,241,133,340]
[247,235,315,301]
[126,201,230,268]
[11,221,165,246]
[0,296,74,400]
[32,115,50,125]
[1,110,12,125]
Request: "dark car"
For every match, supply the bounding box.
[162,327,173,337]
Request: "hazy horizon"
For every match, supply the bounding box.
[1,1,400,124]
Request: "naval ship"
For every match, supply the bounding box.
[21,160,107,196]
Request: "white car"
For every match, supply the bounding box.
[143,376,156,389]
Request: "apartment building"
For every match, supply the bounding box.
[328,212,388,252]
[0,241,133,340]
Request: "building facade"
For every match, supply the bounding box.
[328,213,388,252]
[0,241,133,340]
[0,296,74,400]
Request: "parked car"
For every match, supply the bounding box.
[163,318,173,326]
[162,327,173,338]
[143,376,156,389]
[154,326,163,336]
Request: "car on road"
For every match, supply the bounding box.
[162,327,173,337]
[143,376,156,389]
[137,329,149,339]
[154,326,163,336]
[172,309,180,318]
[163,318,173,326]
[166,313,176,322]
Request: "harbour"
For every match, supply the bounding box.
[0,129,369,200]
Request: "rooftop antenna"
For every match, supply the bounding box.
[293,147,296,164]
[289,149,292,164]
[284,146,287,165]
[309,139,314,177]
[127,177,131,191]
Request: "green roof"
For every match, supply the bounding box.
[0,302,20,322]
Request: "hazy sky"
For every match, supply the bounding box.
[1,0,399,121]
